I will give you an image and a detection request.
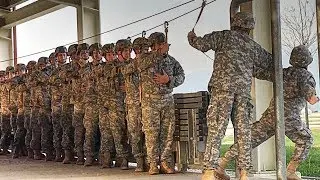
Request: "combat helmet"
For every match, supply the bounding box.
[89,43,102,56]
[26,61,37,70]
[15,63,26,72]
[148,32,166,45]
[115,39,132,52]
[133,37,150,51]
[289,45,313,68]
[102,43,115,54]
[231,12,255,30]
[68,44,78,56]
[55,46,68,56]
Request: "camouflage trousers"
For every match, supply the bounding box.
[13,108,27,149]
[10,108,18,135]
[203,91,252,170]
[99,106,114,154]
[61,104,74,150]
[223,100,313,163]
[30,107,53,152]
[0,107,11,150]
[52,105,63,151]
[24,107,32,150]
[105,98,129,158]
[126,99,145,159]
[141,94,175,164]
[72,102,85,156]
[83,103,99,158]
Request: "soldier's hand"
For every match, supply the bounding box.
[153,70,170,85]
[308,96,320,105]
[188,30,196,39]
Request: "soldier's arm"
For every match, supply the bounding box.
[187,31,224,53]
[300,74,318,105]
[136,52,164,73]
[167,57,185,89]
[253,66,274,81]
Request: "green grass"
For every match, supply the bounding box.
[220,128,320,177]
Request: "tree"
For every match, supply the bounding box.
[281,0,317,55]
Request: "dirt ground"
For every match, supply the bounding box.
[0,155,275,180]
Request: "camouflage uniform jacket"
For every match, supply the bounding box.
[188,30,273,96]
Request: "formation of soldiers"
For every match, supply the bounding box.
[0,32,185,175]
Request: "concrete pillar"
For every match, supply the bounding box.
[251,0,276,172]
[0,10,13,70]
[77,0,101,44]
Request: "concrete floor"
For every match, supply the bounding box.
[0,155,275,180]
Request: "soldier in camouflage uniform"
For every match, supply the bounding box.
[121,37,150,172]
[81,42,100,166]
[12,64,27,158]
[215,45,318,180]
[70,43,88,165]
[131,32,184,175]
[0,66,15,155]
[29,57,53,160]
[187,11,274,179]
[98,43,116,168]
[55,46,75,164]
[24,61,37,159]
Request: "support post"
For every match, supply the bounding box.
[270,0,286,179]
[76,0,101,44]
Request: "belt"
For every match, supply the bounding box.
[144,93,172,99]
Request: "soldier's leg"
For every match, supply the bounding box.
[83,105,98,166]
[99,107,114,168]
[52,106,63,162]
[285,115,313,179]
[232,95,253,175]
[24,108,33,158]
[72,103,85,165]
[12,108,25,158]
[40,108,54,161]
[30,107,42,160]
[159,96,175,174]
[109,102,129,170]
[10,108,18,137]
[0,108,11,155]
[141,98,161,174]
[61,104,74,164]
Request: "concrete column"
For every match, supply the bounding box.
[251,0,276,172]
[77,0,101,44]
[0,10,13,70]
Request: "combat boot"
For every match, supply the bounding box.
[12,146,20,159]
[27,149,34,159]
[33,150,43,160]
[135,157,145,172]
[120,158,129,170]
[100,152,112,168]
[45,150,54,162]
[84,156,93,167]
[202,169,216,180]
[214,157,230,180]
[148,162,159,175]
[115,157,121,167]
[239,169,249,180]
[287,160,301,180]
[62,150,72,164]
[76,151,85,165]
[54,149,63,162]
[160,161,175,174]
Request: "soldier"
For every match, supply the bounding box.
[215,45,319,180]
[56,46,75,164]
[24,61,37,159]
[121,37,150,172]
[12,63,27,158]
[49,46,70,162]
[0,66,15,155]
[187,9,274,180]
[9,66,19,151]
[99,43,117,168]
[81,42,100,166]
[71,43,88,165]
[29,57,53,160]
[134,32,184,175]
[47,52,57,76]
